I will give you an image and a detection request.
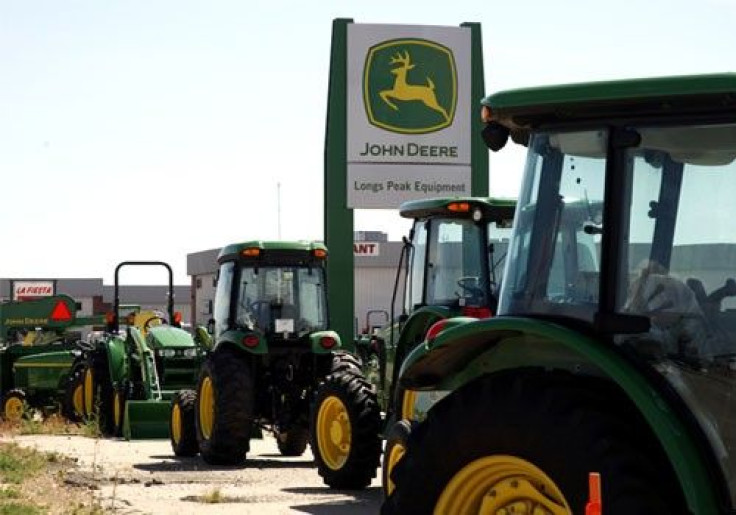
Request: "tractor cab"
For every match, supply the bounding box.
[213,242,329,345]
[374,197,515,418]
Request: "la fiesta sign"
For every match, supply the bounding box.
[13,281,55,300]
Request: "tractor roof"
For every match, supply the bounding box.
[399,197,516,223]
[482,73,736,129]
[218,241,328,264]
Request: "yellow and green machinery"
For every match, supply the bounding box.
[384,73,736,514]
[74,261,207,438]
[0,295,102,422]
[169,241,382,489]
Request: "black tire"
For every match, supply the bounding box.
[382,419,414,498]
[331,351,363,375]
[276,426,310,457]
[2,389,26,422]
[311,370,381,489]
[82,352,116,436]
[195,347,253,465]
[383,370,685,514]
[111,384,126,437]
[170,389,198,457]
[62,362,85,422]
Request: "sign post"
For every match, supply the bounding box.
[325,19,486,343]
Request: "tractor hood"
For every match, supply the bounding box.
[146,326,197,349]
[13,349,76,368]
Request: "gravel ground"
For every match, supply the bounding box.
[9,434,382,514]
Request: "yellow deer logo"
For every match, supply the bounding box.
[379,51,450,122]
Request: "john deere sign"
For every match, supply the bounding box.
[323,19,485,342]
[363,39,457,134]
[345,24,477,209]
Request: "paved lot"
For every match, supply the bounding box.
[10,434,382,514]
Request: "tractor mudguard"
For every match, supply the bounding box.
[213,330,266,355]
[397,316,719,515]
[102,336,128,385]
[309,330,341,354]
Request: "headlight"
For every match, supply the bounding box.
[157,349,176,358]
[182,348,198,358]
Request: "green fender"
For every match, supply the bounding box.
[214,330,266,355]
[398,316,720,514]
[103,336,128,385]
[308,330,342,354]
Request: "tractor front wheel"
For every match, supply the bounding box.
[112,385,126,437]
[170,390,198,457]
[2,390,26,422]
[311,370,381,489]
[383,370,685,514]
[62,363,85,422]
[276,426,310,457]
[195,348,253,465]
[382,419,414,497]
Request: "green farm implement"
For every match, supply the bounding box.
[0,295,102,421]
[75,261,207,439]
[170,241,381,489]
[383,73,736,514]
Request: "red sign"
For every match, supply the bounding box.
[50,300,73,322]
[353,242,380,256]
[13,281,55,301]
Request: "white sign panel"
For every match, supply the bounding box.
[13,281,55,300]
[353,242,381,257]
[347,24,472,208]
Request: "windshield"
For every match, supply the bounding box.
[500,129,606,321]
[235,266,327,335]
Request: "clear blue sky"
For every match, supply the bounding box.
[2,0,735,283]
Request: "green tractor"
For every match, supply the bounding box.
[76,261,207,438]
[383,73,736,514]
[169,241,382,489]
[362,197,514,496]
[0,295,102,422]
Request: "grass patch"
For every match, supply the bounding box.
[0,489,20,500]
[0,444,47,484]
[0,502,42,515]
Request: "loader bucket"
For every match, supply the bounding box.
[123,400,171,440]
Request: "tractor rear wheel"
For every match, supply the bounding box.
[330,351,362,375]
[2,390,26,422]
[382,419,414,497]
[112,385,126,437]
[82,353,116,436]
[276,426,310,457]
[62,363,85,422]
[382,370,685,514]
[170,389,198,457]
[311,370,381,489]
[195,348,253,465]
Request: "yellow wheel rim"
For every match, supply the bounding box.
[72,384,84,417]
[435,455,571,515]
[199,376,214,440]
[4,397,24,422]
[401,389,417,420]
[316,396,351,470]
[113,391,122,429]
[171,403,182,444]
[386,441,406,496]
[83,367,94,416]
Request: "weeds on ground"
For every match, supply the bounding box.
[0,444,47,484]
[0,502,42,515]
[199,488,223,504]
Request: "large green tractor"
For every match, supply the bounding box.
[365,197,515,496]
[0,295,102,422]
[384,73,736,514]
[76,261,207,438]
[170,241,382,489]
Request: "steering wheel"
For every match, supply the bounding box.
[143,316,167,331]
[456,276,484,299]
